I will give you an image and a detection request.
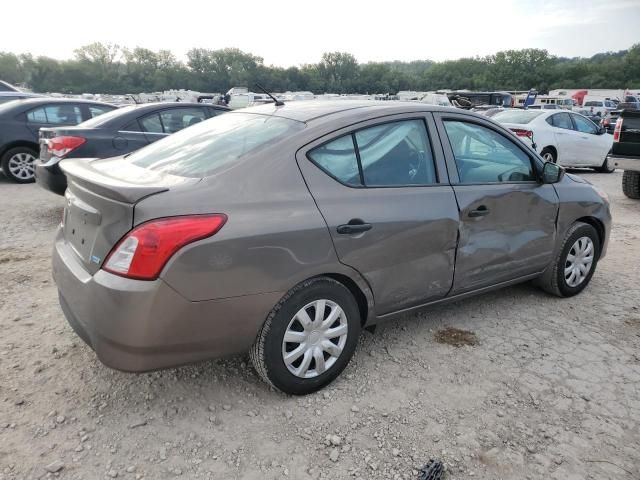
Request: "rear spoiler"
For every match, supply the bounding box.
[60,157,200,204]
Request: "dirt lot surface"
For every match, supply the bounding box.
[1,171,639,480]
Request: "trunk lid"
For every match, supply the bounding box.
[60,156,200,274]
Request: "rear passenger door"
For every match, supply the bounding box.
[546,112,579,164]
[434,112,559,294]
[297,114,459,315]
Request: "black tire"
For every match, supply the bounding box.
[535,222,600,297]
[622,170,640,199]
[1,146,38,183]
[595,157,615,173]
[250,277,361,395]
[540,147,556,163]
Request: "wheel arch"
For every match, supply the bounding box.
[317,273,371,327]
[575,216,605,253]
[0,140,39,159]
[540,145,557,161]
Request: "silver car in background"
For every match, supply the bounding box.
[52,101,611,395]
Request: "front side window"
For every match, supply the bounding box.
[443,120,535,184]
[308,119,437,187]
[160,108,207,134]
[572,114,598,134]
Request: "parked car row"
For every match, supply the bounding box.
[0,96,228,185]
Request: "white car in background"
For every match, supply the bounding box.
[492,109,615,172]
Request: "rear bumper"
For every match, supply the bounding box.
[52,230,281,372]
[35,162,67,196]
[608,155,640,172]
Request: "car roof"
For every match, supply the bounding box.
[120,102,229,112]
[234,100,461,123]
[1,97,115,108]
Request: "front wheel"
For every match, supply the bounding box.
[535,222,600,297]
[250,277,361,395]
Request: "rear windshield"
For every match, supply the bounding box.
[79,105,136,127]
[128,112,305,177]
[492,110,543,124]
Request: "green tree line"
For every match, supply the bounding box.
[1,42,639,95]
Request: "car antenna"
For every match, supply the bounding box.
[255,83,284,106]
[126,94,139,105]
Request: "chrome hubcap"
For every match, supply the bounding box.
[565,236,594,287]
[7,152,36,180]
[282,299,348,379]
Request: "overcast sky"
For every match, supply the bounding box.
[2,0,639,65]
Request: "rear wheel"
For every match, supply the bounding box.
[535,222,600,297]
[622,170,640,199]
[250,277,361,395]
[540,147,556,163]
[1,147,37,183]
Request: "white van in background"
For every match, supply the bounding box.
[419,93,452,107]
[582,96,617,116]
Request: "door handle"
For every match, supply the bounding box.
[468,206,490,217]
[337,219,372,235]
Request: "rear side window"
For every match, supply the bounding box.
[88,105,113,118]
[160,107,207,134]
[128,113,304,177]
[308,135,360,186]
[584,101,603,107]
[139,113,163,133]
[26,104,82,125]
[308,119,437,187]
[547,113,573,130]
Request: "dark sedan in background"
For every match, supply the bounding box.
[0,98,116,182]
[36,102,229,195]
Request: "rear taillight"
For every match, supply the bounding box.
[47,136,86,158]
[613,118,623,142]
[102,214,227,280]
[510,128,533,139]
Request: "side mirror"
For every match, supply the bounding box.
[542,161,564,184]
[598,126,606,135]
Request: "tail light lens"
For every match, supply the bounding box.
[103,214,227,280]
[510,128,534,139]
[47,136,86,158]
[613,118,623,142]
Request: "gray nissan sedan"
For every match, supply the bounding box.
[52,101,611,395]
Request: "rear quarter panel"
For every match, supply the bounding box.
[133,140,375,310]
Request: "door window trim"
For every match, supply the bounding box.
[304,115,444,189]
[434,112,543,185]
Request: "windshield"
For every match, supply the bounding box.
[128,112,305,178]
[79,105,136,127]
[493,110,543,124]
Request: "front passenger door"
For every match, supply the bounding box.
[435,114,559,294]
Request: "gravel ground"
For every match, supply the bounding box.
[1,170,639,480]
